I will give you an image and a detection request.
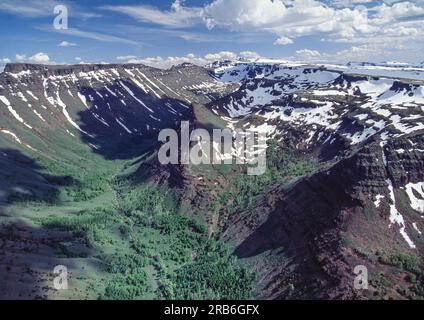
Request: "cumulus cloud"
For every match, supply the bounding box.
[239,51,262,60]
[102,1,369,43]
[201,0,424,62]
[373,1,424,24]
[203,0,372,42]
[103,0,424,62]
[58,41,77,47]
[274,37,294,45]
[2,0,418,64]
[29,52,50,63]
[5,53,56,65]
[203,0,292,30]
[295,49,322,60]
[204,51,238,61]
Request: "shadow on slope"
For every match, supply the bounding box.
[0,149,81,300]
[231,151,366,299]
[77,80,193,160]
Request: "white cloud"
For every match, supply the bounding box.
[29,52,50,63]
[15,54,27,62]
[274,37,294,45]
[58,41,76,47]
[116,55,138,61]
[201,0,424,62]
[373,1,424,24]
[12,52,52,64]
[239,51,262,60]
[1,58,12,63]
[204,51,238,61]
[204,0,289,30]
[295,49,322,60]
[97,0,424,62]
[203,0,371,41]
[102,0,202,28]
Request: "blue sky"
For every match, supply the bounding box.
[1,0,424,69]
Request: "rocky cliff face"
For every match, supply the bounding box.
[220,130,424,299]
[0,63,236,160]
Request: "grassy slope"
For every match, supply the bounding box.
[0,126,256,299]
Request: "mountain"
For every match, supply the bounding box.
[208,61,424,299]
[0,61,423,300]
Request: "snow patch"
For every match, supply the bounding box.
[405,182,424,214]
[413,223,422,235]
[374,194,385,208]
[115,118,132,134]
[0,95,32,129]
[387,179,416,249]
[0,129,22,144]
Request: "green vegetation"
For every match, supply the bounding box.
[377,250,424,299]
[34,154,116,202]
[25,151,256,300]
[67,172,111,202]
[363,202,376,218]
[39,205,119,248]
[115,180,179,217]
[99,253,149,300]
[209,137,318,221]
[172,242,255,300]
[378,251,422,274]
